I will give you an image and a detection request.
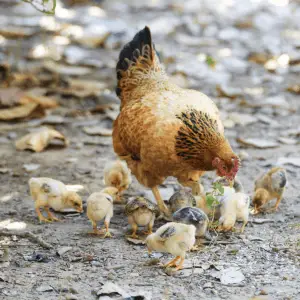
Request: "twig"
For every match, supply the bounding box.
[0,230,53,250]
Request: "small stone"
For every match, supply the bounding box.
[36,285,53,292]
[56,247,72,257]
[203,282,213,289]
[65,294,78,300]
[23,164,40,172]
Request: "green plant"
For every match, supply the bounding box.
[22,0,56,15]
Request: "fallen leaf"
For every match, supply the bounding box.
[216,85,243,99]
[0,26,36,39]
[286,84,300,94]
[15,128,68,152]
[83,126,112,136]
[0,103,45,121]
[43,61,92,76]
[277,157,300,168]
[220,267,245,285]
[248,53,272,65]
[0,88,24,108]
[19,93,57,109]
[126,237,145,245]
[237,138,279,149]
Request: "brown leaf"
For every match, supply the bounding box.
[248,53,271,65]
[83,126,112,136]
[19,94,57,109]
[286,84,300,94]
[10,73,39,88]
[15,128,68,152]
[0,27,36,39]
[0,103,45,121]
[43,61,92,76]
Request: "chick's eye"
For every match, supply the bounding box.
[74,203,79,207]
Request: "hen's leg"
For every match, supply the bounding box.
[152,186,170,216]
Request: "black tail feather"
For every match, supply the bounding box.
[116,26,153,74]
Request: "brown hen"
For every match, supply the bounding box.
[113,27,239,215]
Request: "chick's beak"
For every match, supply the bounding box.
[77,206,83,213]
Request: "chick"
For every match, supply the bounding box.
[172,207,209,238]
[253,167,287,214]
[168,188,196,214]
[146,222,196,271]
[218,192,250,233]
[103,160,132,200]
[29,177,83,223]
[86,187,119,238]
[125,196,158,239]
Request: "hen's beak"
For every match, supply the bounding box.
[229,180,234,188]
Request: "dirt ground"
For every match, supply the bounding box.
[0,0,300,299]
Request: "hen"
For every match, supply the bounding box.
[113,26,239,215]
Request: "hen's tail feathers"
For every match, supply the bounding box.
[116,26,164,105]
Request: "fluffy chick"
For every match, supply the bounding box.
[168,188,196,213]
[125,197,158,238]
[103,160,132,200]
[218,192,250,233]
[253,167,287,214]
[86,187,119,238]
[172,207,209,238]
[29,177,83,223]
[146,222,196,271]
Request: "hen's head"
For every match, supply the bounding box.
[212,155,240,182]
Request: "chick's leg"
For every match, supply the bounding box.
[274,196,283,211]
[143,215,155,235]
[164,256,180,268]
[44,207,60,221]
[89,221,103,235]
[103,221,112,238]
[152,186,170,216]
[240,221,247,233]
[174,257,184,271]
[35,206,50,223]
[129,223,139,239]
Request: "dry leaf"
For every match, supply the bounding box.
[0,103,45,121]
[0,26,36,39]
[286,84,300,94]
[0,88,23,108]
[43,61,92,76]
[15,128,68,152]
[237,138,279,149]
[248,53,271,65]
[19,94,57,109]
[216,85,243,99]
[83,126,112,136]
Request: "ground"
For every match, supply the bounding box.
[0,0,300,299]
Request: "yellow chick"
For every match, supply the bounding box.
[146,222,196,271]
[125,196,158,238]
[103,160,132,201]
[253,167,287,214]
[218,192,250,233]
[86,187,119,238]
[29,177,83,223]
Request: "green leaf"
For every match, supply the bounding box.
[206,194,216,208]
[213,182,224,195]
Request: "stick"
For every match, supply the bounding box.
[0,230,53,250]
